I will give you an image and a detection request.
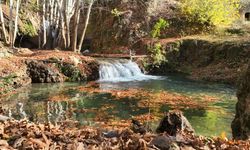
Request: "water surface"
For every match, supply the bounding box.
[0,75,236,137]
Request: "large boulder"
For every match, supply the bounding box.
[156,110,194,136]
[232,62,250,140]
[26,60,64,83]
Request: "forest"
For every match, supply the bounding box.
[0,0,250,149]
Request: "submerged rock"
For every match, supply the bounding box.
[156,110,194,136]
[232,63,250,140]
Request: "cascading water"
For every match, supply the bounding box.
[98,59,160,82]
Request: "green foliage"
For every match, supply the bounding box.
[148,43,166,67]
[151,18,169,38]
[22,22,37,36]
[180,0,240,26]
[0,74,17,94]
[1,74,17,84]
[225,28,245,35]
[111,8,122,17]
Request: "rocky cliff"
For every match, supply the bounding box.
[232,62,250,140]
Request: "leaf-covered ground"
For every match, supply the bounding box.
[0,119,250,150]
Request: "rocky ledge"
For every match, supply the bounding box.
[232,62,250,140]
[0,50,99,95]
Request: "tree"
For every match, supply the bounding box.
[0,0,9,44]
[77,0,94,53]
[72,0,81,52]
[180,0,240,26]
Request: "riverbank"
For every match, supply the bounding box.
[0,49,99,95]
[141,36,250,85]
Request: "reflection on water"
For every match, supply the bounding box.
[0,75,237,137]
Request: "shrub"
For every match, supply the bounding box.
[148,43,166,67]
[180,0,240,27]
[151,18,169,38]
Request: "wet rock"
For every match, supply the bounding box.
[59,63,86,82]
[86,61,99,81]
[232,63,250,140]
[156,110,194,136]
[150,135,175,150]
[26,60,64,83]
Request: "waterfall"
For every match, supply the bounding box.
[98,59,159,82]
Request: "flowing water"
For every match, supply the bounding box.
[0,59,237,137]
[98,59,160,82]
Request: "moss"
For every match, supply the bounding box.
[59,63,86,82]
[0,74,17,94]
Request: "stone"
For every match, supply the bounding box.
[0,115,9,122]
[86,61,99,81]
[26,60,64,83]
[150,135,173,150]
[103,130,120,138]
[131,119,147,135]
[232,62,250,140]
[169,142,180,150]
[59,63,86,82]
[156,110,194,136]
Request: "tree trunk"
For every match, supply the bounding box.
[0,0,9,44]
[71,0,80,52]
[42,0,47,48]
[9,0,14,47]
[78,0,93,53]
[13,0,21,46]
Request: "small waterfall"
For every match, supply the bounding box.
[98,59,159,82]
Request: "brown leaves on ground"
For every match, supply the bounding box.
[0,120,250,150]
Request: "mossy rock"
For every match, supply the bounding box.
[59,63,87,82]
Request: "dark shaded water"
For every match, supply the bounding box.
[0,75,237,137]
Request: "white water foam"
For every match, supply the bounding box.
[98,59,161,82]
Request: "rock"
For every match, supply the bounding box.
[156,110,194,136]
[0,115,9,121]
[16,48,34,55]
[180,145,196,150]
[0,48,12,58]
[131,119,147,134]
[59,63,86,82]
[69,56,81,66]
[169,142,180,150]
[150,135,173,150]
[232,63,250,140]
[86,61,99,81]
[103,130,120,138]
[26,60,64,83]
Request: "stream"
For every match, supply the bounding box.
[0,59,237,137]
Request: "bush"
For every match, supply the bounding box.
[180,0,240,27]
[148,43,166,67]
[151,18,169,38]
